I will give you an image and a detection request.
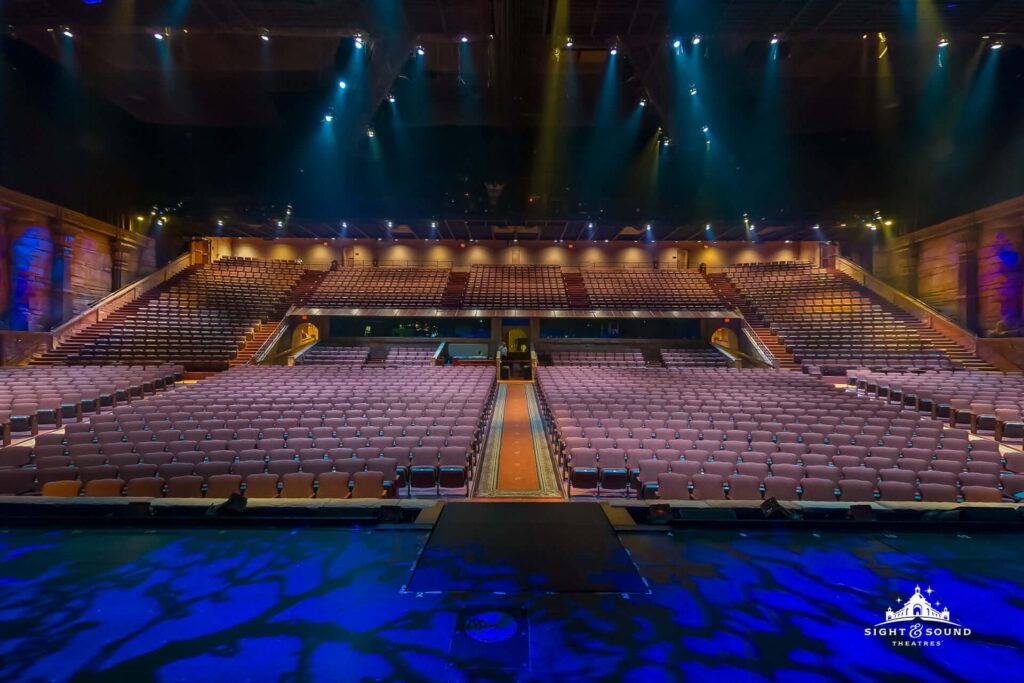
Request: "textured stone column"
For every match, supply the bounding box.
[111,236,130,291]
[48,217,74,327]
[957,226,981,334]
[0,207,9,328]
[4,210,53,331]
[906,242,921,297]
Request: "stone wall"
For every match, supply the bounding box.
[872,195,1024,336]
[0,186,153,332]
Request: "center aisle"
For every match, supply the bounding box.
[475,384,563,498]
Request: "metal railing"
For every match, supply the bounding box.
[250,311,294,364]
[741,323,778,368]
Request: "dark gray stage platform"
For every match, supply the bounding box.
[407,502,648,594]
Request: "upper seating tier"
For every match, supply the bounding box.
[725,262,955,372]
[581,268,726,311]
[306,267,451,308]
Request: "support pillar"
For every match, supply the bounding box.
[957,226,981,334]
[906,242,921,297]
[48,216,74,328]
[0,207,9,328]
[4,210,53,331]
[111,236,130,291]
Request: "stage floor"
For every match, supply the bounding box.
[1,509,1022,681]
[408,502,646,593]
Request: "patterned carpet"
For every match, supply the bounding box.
[476,384,562,498]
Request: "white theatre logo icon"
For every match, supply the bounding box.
[864,584,972,647]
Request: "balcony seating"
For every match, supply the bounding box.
[464,265,568,309]
[305,267,450,308]
[66,258,306,369]
[581,268,725,310]
[724,262,955,372]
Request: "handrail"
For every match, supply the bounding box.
[250,311,293,364]
[715,342,773,369]
[432,341,446,366]
[289,339,319,363]
[711,343,740,362]
[833,256,979,350]
[740,323,778,368]
[50,251,194,348]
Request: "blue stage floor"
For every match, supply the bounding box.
[1,524,1022,682]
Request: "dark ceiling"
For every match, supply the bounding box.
[1,1,1023,242]
[4,0,1022,126]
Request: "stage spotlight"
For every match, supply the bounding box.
[62,28,73,38]
[692,35,701,46]
[260,33,270,42]
[338,80,347,89]
[639,98,647,108]
[672,38,682,49]
[354,35,364,49]
[701,125,710,134]
[587,222,594,229]
[991,40,1003,50]
[645,224,652,231]
[460,35,469,44]
[387,93,396,103]
[430,221,437,228]
[154,32,164,41]
[341,221,348,228]
[276,220,283,228]
[770,35,780,45]
[661,137,671,147]
[705,223,712,231]
[386,220,393,228]
[566,37,573,48]
[416,45,425,56]
[323,113,333,123]
[609,46,617,55]
[812,224,820,230]
[937,37,950,48]
[366,127,375,138]
[689,84,698,96]
[217,219,224,227]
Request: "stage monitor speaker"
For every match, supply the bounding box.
[848,504,876,522]
[760,497,795,520]
[648,504,672,525]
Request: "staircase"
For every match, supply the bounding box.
[707,273,800,370]
[440,270,469,308]
[644,347,666,368]
[232,268,329,367]
[561,271,591,309]
[30,266,201,366]
[833,272,998,372]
